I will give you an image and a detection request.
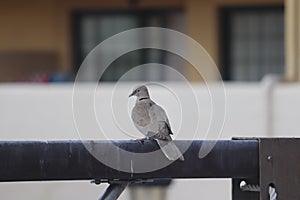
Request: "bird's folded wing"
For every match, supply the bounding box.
[149,104,173,138]
[149,104,167,123]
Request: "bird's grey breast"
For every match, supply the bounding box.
[131,101,152,127]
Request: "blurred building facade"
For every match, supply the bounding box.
[1,1,300,199]
[0,0,299,82]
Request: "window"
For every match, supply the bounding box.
[72,9,186,82]
[220,6,284,81]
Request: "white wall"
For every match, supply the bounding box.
[0,82,299,200]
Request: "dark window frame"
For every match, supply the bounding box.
[71,8,183,76]
[219,5,284,81]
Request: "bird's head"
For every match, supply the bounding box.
[129,85,150,99]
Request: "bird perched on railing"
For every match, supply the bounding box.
[129,85,184,161]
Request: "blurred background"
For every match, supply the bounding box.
[0,0,300,199]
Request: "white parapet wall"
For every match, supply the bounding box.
[0,82,299,200]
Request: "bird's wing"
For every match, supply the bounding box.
[148,104,184,160]
[148,104,173,139]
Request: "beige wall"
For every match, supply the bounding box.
[0,0,285,81]
[0,0,57,50]
[0,0,182,75]
[285,0,300,81]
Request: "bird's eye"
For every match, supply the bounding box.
[137,89,140,92]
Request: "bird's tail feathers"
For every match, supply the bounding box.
[156,139,184,161]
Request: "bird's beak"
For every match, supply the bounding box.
[129,90,135,97]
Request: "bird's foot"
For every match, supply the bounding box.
[148,135,156,140]
[135,137,148,144]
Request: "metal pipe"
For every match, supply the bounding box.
[98,183,129,200]
[0,140,259,182]
[261,74,281,137]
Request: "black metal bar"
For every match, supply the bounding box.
[259,138,300,199]
[98,182,129,200]
[0,140,258,182]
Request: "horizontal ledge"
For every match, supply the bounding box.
[0,140,259,182]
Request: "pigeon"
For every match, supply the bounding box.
[129,85,184,161]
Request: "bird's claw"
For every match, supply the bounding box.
[135,137,148,144]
